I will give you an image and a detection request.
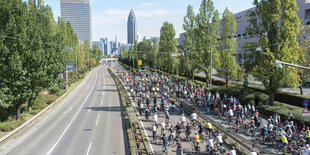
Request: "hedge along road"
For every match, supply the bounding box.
[0,64,128,155]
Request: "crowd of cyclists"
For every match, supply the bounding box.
[116,65,310,155]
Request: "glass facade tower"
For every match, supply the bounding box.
[127,9,137,44]
[60,0,92,48]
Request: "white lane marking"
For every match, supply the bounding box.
[46,69,99,155]
[86,142,92,155]
[100,97,104,106]
[96,114,100,126]
[63,107,72,114]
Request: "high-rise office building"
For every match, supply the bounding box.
[101,38,108,56]
[127,9,137,44]
[60,0,92,48]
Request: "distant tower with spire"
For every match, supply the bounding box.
[127,9,137,44]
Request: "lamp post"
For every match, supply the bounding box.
[210,43,212,89]
[274,60,310,70]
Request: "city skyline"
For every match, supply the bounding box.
[43,0,254,43]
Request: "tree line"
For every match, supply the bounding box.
[120,0,310,106]
[0,0,102,120]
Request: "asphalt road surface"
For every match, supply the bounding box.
[0,64,128,155]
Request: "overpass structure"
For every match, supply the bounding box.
[100,58,119,64]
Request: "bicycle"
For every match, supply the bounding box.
[191,140,201,153]
[214,143,226,154]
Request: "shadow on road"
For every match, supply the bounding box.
[96,89,118,92]
[84,106,121,112]
[83,128,92,131]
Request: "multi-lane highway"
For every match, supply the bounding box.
[1,64,128,155]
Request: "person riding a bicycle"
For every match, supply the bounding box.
[261,124,268,143]
[185,123,191,141]
[162,133,168,153]
[206,121,213,137]
[176,138,183,155]
[194,132,200,150]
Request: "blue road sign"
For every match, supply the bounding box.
[304,99,309,107]
[66,62,75,73]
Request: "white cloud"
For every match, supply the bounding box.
[138,2,157,7]
[135,9,171,18]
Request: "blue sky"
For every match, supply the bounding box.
[43,0,254,43]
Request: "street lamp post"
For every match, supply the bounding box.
[274,60,310,70]
[210,43,212,89]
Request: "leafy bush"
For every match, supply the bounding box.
[46,95,58,104]
[248,85,310,108]
[211,86,242,98]
[255,92,268,104]
[0,119,23,132]
[222,134,228,140]
[258,101,310,126]
[227,87,242,98]
[58,83,66,90]
[240,93,255,105]
[49,86,60,95]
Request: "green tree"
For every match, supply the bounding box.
[158,22,178,73]
[247,0,301,105]
[181,4,198,80]
[151,38,159,69]
[195,0,220,88]
[217,8,238,88]
[0,0,33,119]
[296,27,310,95]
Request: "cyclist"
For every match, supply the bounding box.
[153,112,158,127]
[261,125,268,143]
[162,133,168,153]
[227,108,234,125]
[176,123,182,139]
[168,125,175,141]
[306,127,310,144]
[229,146,237,155]
[145,108,150,121]
[288,112,294,122]
[191,112,197,127]
[206,137,214,152]
[194,132,200,151]
[165,111,170,124]
[206,121,213,138]
[152,124,157,141]
[176,138,183,155]
[161,121,166,136]
[185,123,191,141]
[280,132,288,152]
[249,148,258,155]
[180,114,186,128]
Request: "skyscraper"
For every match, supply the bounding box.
[60,0,92,48]
[127,9,137,44]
